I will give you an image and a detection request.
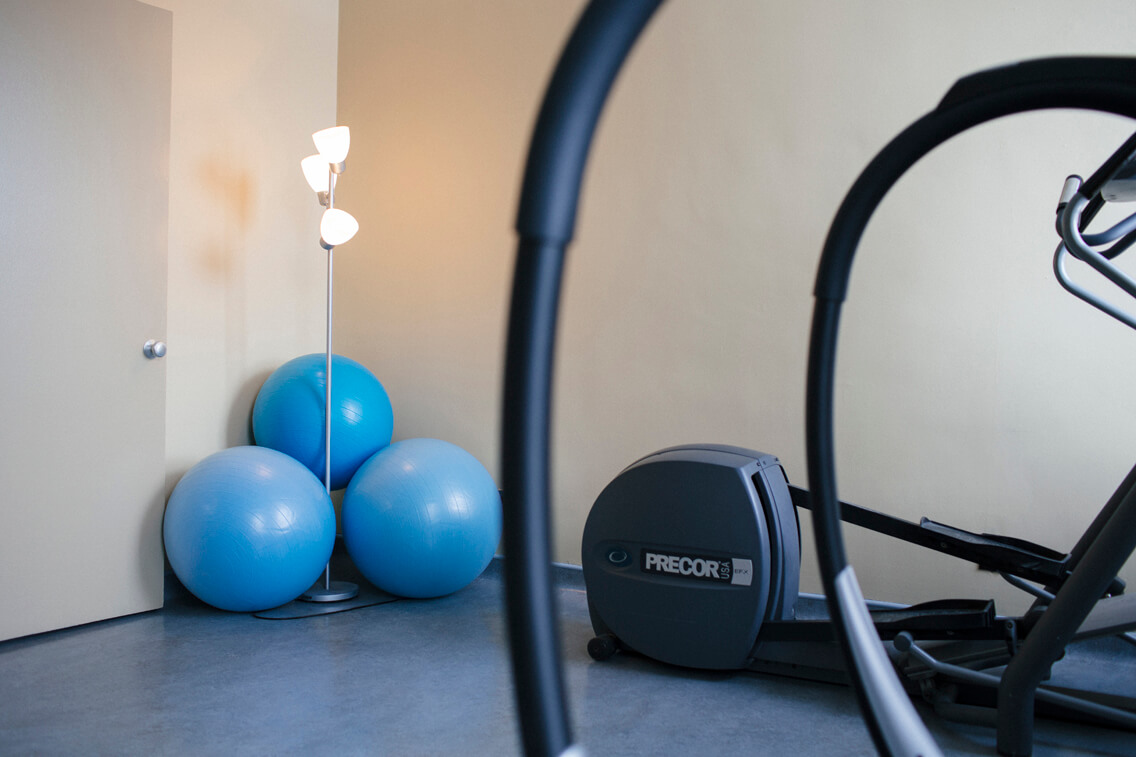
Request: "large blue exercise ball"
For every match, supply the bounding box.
[252,353,393,490]
[343,438,502,598]
[163,446,335,612]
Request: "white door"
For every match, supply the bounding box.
[0,0,171,641]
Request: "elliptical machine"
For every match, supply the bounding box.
[580,439,1134,687]
[498,1,1136,754]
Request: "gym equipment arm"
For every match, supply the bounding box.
[502,2,663,756]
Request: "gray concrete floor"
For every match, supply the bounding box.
[1,553,1134,756]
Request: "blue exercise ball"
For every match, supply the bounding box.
[252,353,393,490]
[343,438,502,598]
[163,446,335,612]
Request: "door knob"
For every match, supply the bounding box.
[143,339,167,359]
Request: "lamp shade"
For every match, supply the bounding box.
[313,126,350,164]
[320,208,359,247]
[301,154,329,193]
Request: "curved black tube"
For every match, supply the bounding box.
[502,2,663,755]
[516,0,665,244]
[807,57,1136,756]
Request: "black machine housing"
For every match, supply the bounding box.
[580,443,1094,681]
[582,444,800,670]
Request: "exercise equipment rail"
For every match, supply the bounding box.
[806,57,1136,756]
[502,2,663,756]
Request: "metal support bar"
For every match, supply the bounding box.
[300,165,357,605]
[997,482,1136,756]
[895,634,1136,735]
[789,486,1068,585]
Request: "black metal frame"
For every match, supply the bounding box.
[502,2,664,755]
[806,57,1136,756]
[787,486,1076,588]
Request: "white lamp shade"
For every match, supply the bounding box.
[320,208,359,246]
[300,154,329,193]
[312,126,350,164]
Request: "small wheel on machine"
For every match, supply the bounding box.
[587,634,619,661]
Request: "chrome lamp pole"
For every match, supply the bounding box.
[299,126,359,603]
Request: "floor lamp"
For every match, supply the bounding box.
[300,126,360,603]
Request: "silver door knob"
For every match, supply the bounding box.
[143,340,167,359]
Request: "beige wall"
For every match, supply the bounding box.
[337,0,1136,613]
[334,1,581,461]
[139,0,340,485]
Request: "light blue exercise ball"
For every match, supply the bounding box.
[163,446,336,612]
[252,353,393,490]
[343,438,502,598]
